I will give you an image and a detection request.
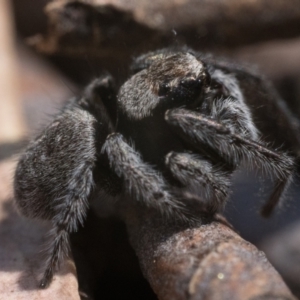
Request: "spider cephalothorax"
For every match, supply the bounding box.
[14,48,297,288]
[117,52,210,167]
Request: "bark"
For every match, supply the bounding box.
[123,204,296,300]
[29,0,300,58]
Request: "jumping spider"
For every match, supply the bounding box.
[14,48,298,288]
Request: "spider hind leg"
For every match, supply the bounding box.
[39,156,94,288]
[166,108,295,216]
[261,176,293,217]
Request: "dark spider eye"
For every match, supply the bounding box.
[158,82,170,96]
[180,78,203,90]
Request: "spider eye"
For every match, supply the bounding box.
[158,82,170,96]
[180,78,203,90]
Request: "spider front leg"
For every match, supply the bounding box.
[102,133,191,222]
[165,108,294,216]
[165,152,231,214]
[167,66,293,216]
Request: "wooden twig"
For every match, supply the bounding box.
[123,203,296,300]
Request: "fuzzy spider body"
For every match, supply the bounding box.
[14,48,297,288]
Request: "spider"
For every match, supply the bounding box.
[14,48,298,288]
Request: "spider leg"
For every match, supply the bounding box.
[260,178,292,217]
[165,108,294,216]
[102,133,190,221]
[200,52,300,156]
[165,151,231,214]
[40,162,93,288]
[202,68,259,139]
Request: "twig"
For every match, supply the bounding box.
[123,203,296,300]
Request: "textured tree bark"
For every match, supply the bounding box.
[29,0,300,57]
[123,204,296,300]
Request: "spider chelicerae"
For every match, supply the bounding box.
[14,48,298,288]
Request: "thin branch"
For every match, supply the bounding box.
[123,202,296,300]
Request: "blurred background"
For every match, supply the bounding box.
[1,0,300,299]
